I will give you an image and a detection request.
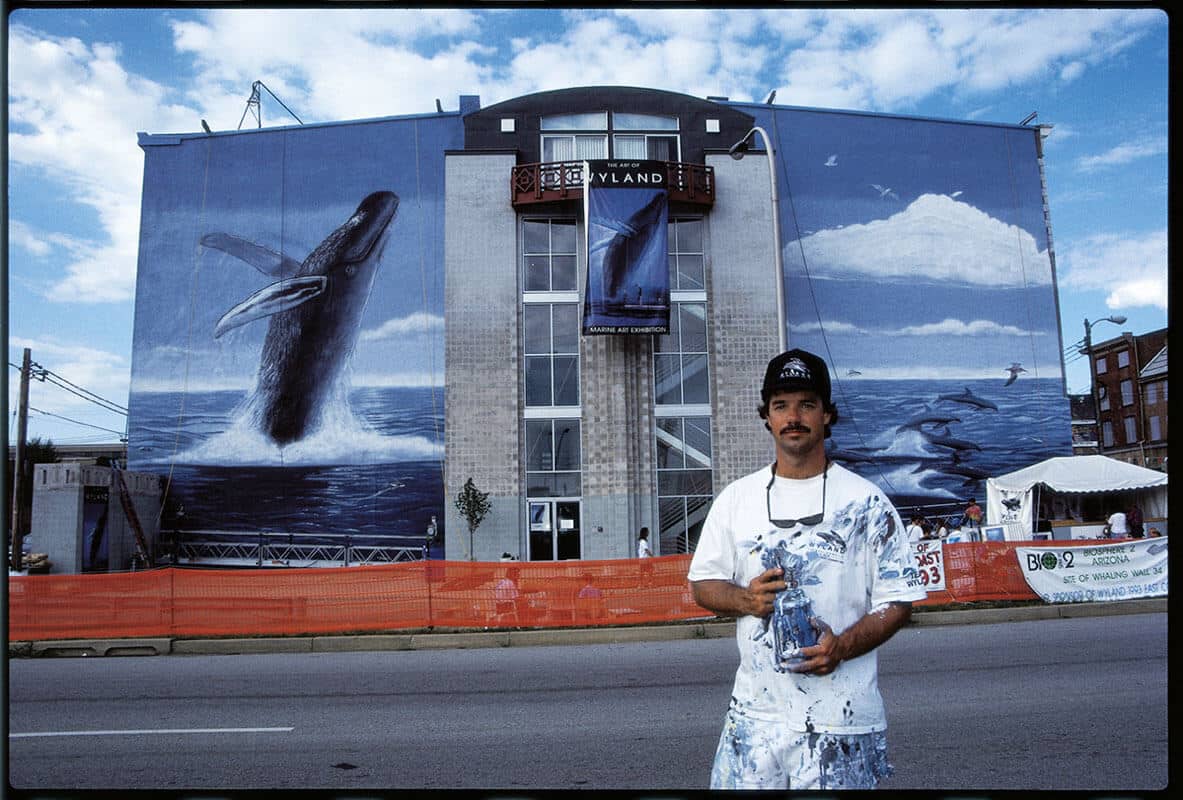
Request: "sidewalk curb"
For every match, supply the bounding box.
[9,598,1166,658]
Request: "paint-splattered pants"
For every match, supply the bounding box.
[709,708,893,789]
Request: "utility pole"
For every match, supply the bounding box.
[10,348,31,571]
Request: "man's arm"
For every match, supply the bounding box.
[789,601,912,676]
[691,568,786,619]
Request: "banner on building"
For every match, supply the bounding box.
[82,486,110,572]
[582,160,670,335]
[1016,537,1168,604]
[911,539,947,592]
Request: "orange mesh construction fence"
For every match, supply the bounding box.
[912,540,1110,606]
[7,542,1096,641]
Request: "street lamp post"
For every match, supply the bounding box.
[1082,314,1127,452]
[729,126,787,353]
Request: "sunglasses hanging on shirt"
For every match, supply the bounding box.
[766,462,828,529]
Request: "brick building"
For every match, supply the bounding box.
[1086,328,1168,469]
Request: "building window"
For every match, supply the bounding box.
[1098,385,1110,412]
[655,303,709,405]
[612,113,680,160]
[523,218,578,292]
[1145,383,1157,405]
[656,416,713,554]
[1120,379,1134,407]
[525,419,581,498]
[1149,416,1162,441]
[524,303,579,407]
[668,217,705,291]
[542,134,608,162]
[1102,421,1115,448]
[1123,416,1137,444]
[541,112,608,130]
[540,111,681,162]
[525,419,582,562]
[1095,356,1107,375]
[1117,350,1130,368]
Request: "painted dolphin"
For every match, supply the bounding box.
[937,387,999,411]
[922,429,982,452]
[1004,363,1027,386]
[898,413,962,432]
[204,191,399,445]
[948,461,990,479]
[826,447,880,464]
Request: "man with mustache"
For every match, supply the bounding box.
[688,349,926,790]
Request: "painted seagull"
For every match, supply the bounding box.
[1004,363,1027,386]
[870,183,899,201]
[204,191,399,445]
[824,154,838,167]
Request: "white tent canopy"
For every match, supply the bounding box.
[985,455,1168,540]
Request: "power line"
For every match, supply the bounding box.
[10,360,129,416]
[40,367,128,413]
[40,373,129,416]
[29,406,127,437]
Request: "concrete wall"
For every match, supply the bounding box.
[443,152,522,561]
[29,463,161,574]
[704,152,781,489]
[579,334,657,559]
[443,152,780,562]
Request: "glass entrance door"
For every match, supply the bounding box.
[528,500,581,560]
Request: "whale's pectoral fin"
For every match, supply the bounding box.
[201,233,303,277]
[214,276,327,338]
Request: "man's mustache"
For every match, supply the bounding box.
[779,425,812,435]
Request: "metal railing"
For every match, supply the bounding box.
[166,530,426,568]
[511,160,715,207]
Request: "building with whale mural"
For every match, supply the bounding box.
[128,85,1072,565]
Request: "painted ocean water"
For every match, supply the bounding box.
[127,386,444,547]
[825,377,1072,509]
[128,377,1072,547]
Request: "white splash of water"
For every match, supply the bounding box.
[172,385,441,467]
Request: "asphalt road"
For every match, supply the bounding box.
[6,611,1167,792]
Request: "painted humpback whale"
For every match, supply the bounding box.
[205,191,399,445]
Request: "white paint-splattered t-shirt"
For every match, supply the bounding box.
[689,462,927,734]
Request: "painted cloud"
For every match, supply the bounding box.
[794,193,1052,287]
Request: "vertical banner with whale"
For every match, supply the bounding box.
[582,160,670,335]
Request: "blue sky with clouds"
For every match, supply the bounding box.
[6,7,1168,444]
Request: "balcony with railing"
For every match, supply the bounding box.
[511,161,715,208]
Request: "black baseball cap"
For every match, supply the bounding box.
[761,349,832,406]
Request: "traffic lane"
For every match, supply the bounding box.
[8,639,738,790]
[878,613,1167,791]
[8,614,1167,790]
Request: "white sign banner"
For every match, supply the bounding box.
[911,540,946,592]
[1016,537,1168,604]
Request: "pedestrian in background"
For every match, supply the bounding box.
[963,498,983,535]
[905,515,925,545]
[1103,509,1129,539]
[1127,503,1144,538]
[637,526,653,558]
[688,349,925,790]
[494,566,523,625]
